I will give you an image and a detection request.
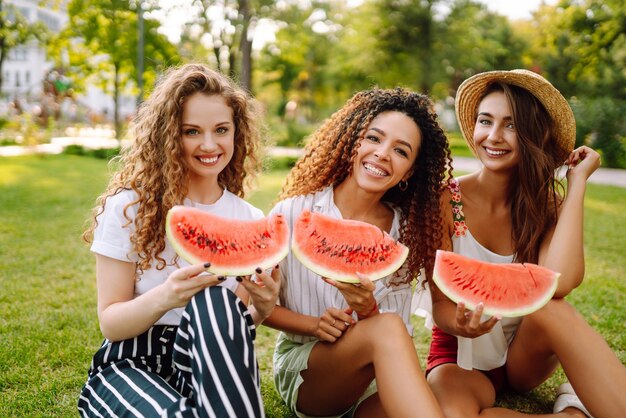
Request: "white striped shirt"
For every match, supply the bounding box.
[269,186,414,344]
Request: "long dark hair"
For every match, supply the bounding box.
[483,82,565,263]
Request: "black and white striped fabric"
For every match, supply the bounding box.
[78,286,264,418]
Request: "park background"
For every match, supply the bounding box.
[1,0,625,416]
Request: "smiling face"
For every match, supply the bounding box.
[351,110,421,194]
[181,93,235,187]
[473,91,519,171]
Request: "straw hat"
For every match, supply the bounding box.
[455,69,575,163]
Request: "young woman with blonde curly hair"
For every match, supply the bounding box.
[78,63,280,417]
[264,88,452,418]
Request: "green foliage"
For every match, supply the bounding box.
[269,118,316,148]
[256,1,349,122]
[518,0,626,167]
[570,97,626,168]
[61,144,121,160]
[0,138,17,146]
[437,0,527,95]
[446,130,474,158]
[264,156,299,172]
[47,0,180,137]
[14,113,45,146]
[561,0,626,99]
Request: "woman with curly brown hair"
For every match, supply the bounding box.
[264,88,452,418]
[78,63,280,417]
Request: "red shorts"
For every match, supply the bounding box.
[426,326,509,393]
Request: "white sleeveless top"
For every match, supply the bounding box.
[452,230,521,370]
[412,179,522,370]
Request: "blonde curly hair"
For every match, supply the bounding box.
[281,88,453,284]
[83,63,264,272]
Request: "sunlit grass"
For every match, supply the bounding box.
[0,154,623,416]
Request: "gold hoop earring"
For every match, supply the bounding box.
[398,180,408,191]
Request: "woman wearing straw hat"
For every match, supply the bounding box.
[424,70,626,417]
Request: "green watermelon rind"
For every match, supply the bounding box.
[432,250,559,318]
[166,206,290,276]
[291,211,410,283]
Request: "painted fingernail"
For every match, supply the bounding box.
[275,265,279,269]
[204,262,211,268]
[236,276,242,282]
[255,267,262,274]
[217,276,226,281]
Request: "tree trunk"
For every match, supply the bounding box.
[239,0,252,92]
[0,0,5,96]
[228,43,236,80]
[114,63,121,143]
[213,46,221,72]
[420,0,433,94]
[0,42,5,97]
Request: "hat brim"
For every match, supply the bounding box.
[455,69,575,164]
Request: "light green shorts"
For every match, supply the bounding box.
[273,332,378,418]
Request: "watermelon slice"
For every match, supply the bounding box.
[166,206,290,276]
[432,250,559,317]
[292,209,409,283]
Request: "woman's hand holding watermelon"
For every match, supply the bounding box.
[158,262,225,310]
[239,266,282,325]
[313,307,354,343]
[453,301,500,338]
[322,273,378,320]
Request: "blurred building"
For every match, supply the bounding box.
[2,0,135,125]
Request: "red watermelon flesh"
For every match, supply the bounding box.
[433,250,559,317]
[166,206,289,276]
[292,209,409,283]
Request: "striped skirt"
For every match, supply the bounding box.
[78,286,264,418]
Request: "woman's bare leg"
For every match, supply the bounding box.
[427,363,495,418]
[428,363,586,418]
[296,313,443,418]
[507,298,626,418]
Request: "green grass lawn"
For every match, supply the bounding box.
[0,154,624,417]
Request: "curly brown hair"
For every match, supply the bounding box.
[280,88,453,284]
[483,83,565,264]
[83,63,264,272]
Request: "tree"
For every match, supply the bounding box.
[0,0,48,96]
[438,0,527,96]
[174,0,273,92]
[48,0,179,139]
[257,1,349,119]
[524,0,626,167]
[364,0,440,94]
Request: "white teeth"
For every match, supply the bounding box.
[198,156,219,164]
[485,148,508,156]
[364,163,388,176]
